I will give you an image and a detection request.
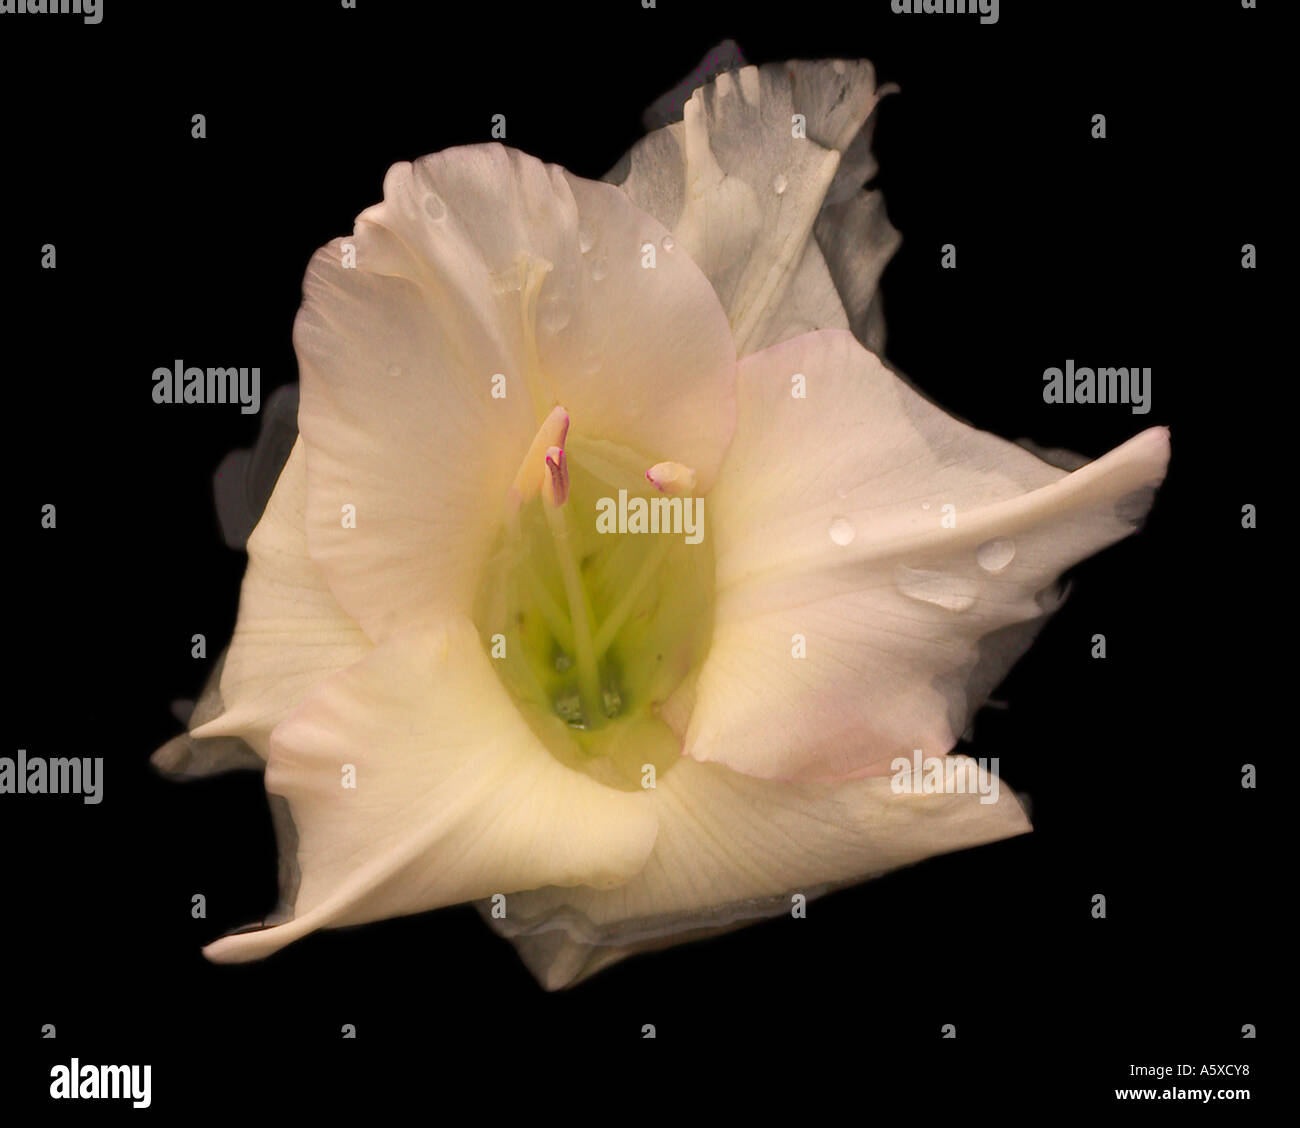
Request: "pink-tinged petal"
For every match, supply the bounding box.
[203,618,657,963]
[155,440,372,766]
[684,329,1170,781]
[293,144,735,643]
[483,754,1029,990]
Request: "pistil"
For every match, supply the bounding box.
[591,462,697,657]
[592,536,673,658]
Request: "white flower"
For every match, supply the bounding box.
[155,60,1169,989]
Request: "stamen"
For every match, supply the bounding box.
[542,445,569,507]
[593,537,672,658]
[518,256,558,424]
[506,405,569,518]
[645,461,697,495]
[482,435,716,744]
[543,477,604,728]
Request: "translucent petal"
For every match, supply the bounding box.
[610,60,899,356]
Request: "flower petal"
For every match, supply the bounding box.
[211,382,301,550]
[162,440,371,763]
[684,329,1171,781]
[150,651,264,778]
[814,188,901,356]
[203,618,658,962]
[610,60,897,356]
[759,238,852,349]
[483,754,1029,989]
[294,144,736,642]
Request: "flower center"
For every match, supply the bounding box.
[474,415,714,791]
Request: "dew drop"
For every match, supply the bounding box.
[602,685,623,718]
[578,227,594,254]
[661,234,675,252]
[554,689,584,728]
[423,192,446,221]
[489,266,523,295]
[895,565,978,612]
[539,294,572,334]
[589,255,608,282]
[832,60,847,75]
[386,363,402,378]
[772,173,788,196]
[829,517,855,546]
[975,537,1016,573]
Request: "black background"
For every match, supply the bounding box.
[2,0,1278,1113]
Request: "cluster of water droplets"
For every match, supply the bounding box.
[825,509,1019,614]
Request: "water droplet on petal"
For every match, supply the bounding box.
[832,60,847,75]
[539,294,572,334]
[661,234,675,252]
[589,255,608,281]
[772,173,788,195]
[554,689,584,728]
[578,227,594,254]
[603,685,623,717]
[387,363,402,378]
[829,517,855,546]
[921,501,931,511]
[489,266,523,295]
[895,565,978,612]
[423,192,445,220]
[975,537,1016,573]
